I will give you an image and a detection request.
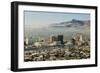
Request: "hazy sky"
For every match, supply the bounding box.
[24,11,90,28]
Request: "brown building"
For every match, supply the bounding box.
[72,33,83,46]
[49,36,57,43]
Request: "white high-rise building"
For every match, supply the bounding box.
[25,38,29,45]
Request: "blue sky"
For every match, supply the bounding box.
[24,11,90,28]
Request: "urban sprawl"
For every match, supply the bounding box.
[24,33,90,62]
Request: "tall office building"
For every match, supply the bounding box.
[72,33,83,46]
[75,33,83,42]
[58,35,63,44]
[24,38,29,45]
[49,35,57,43]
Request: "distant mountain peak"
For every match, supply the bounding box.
[50,19,90,28]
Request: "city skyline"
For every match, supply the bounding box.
[24,11,90,62]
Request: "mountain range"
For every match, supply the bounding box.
[50,19,90,28]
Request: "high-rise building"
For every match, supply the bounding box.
[58,35,63,44]
[24,38,29,45]
[75,33,83,42]
[49,35,57,43]
[72,33,83,46]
